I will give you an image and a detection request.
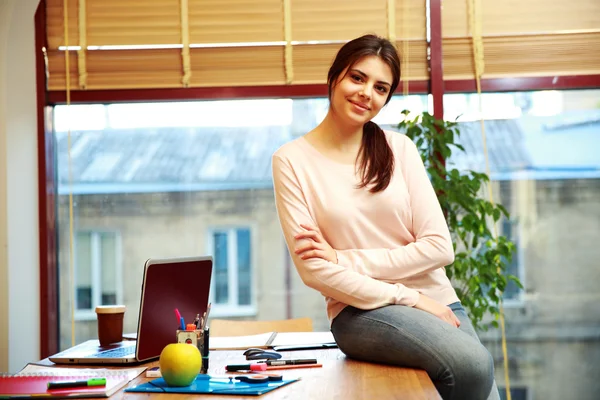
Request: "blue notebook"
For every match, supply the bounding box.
[125,374,298,396]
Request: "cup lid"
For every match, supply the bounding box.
[95,305,126,314]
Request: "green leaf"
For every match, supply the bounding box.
[496,203,510,218]
[492,208,502,221]
[507,275,524,289]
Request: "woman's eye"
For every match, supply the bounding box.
[351,74,363,82]
[376,86,388,93]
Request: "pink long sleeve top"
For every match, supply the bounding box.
[272,130,460,323]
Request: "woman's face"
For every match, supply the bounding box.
[330,55,393,127]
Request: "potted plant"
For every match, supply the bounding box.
[398,110,522,330]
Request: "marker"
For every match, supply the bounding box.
[47,378,107,389]
[225,363,268,372]
[259,358,317,366]
[174,308,182,329]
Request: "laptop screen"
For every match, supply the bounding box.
[136,256,213,362]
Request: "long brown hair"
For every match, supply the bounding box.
[327,34,401,193]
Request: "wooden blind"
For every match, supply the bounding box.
[291,1,388,41]
[46,0,428,90]
[396,0,426,40]
[442,0,600,80]
[189,0,284,43]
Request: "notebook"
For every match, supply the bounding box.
[125,374,298,396]
[209,331,337,351]
[49,256,213,364]
[0,364,145,398]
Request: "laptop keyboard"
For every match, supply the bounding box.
[90,345,136,358]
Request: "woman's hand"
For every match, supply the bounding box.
[414,293,461,328]
[294,223,338,264]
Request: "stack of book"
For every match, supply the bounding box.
[0,364,145,398]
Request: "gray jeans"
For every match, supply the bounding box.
[331,302,500,400]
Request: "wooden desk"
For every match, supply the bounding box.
[113,349,441,400]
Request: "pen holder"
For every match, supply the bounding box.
[176,327,209,374]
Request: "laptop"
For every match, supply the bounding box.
[49,255,213,364]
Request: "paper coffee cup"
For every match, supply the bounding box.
[95,305,126,347]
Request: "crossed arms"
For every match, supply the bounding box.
[271,138,454,310]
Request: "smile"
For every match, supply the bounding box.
[349,100,370,111]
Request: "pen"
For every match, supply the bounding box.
[259,359,317,366]
[203,326,210,357]
[47,378,106,389]
[202,326,210,372]
[200,302,212,331]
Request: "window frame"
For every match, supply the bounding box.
[73,230,123,321]
[502,220,527,307]
[36,0,600,358]
[206,225,257,318]
[498,180,527,307]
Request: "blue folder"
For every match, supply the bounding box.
[125,374,298,396]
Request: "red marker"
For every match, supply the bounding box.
[174,308,185,329]
[225,363,268,372]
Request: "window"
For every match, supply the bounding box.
[52,92,600,399]
[74,231,122,320]
[444,90,600,400]
[207,227,254,316]
[499,387,529,400]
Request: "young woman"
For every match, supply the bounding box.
[272,34,500,400]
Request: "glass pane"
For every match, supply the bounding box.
[237,228,251,306]
[442,89,600,400]
[75,232,92,310]
[213,232,229,304]
[51,95,432,350]
[499,388,527,400]
[100,233,117,305]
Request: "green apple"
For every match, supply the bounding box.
[159,343,202,386]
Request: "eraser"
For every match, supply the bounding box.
[146,366,162,378]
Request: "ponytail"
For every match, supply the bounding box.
[356,121,394,193]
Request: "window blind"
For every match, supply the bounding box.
[46,0,428,90]
[442,0,600,80]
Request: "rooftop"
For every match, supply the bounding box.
[56,112,600,194]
